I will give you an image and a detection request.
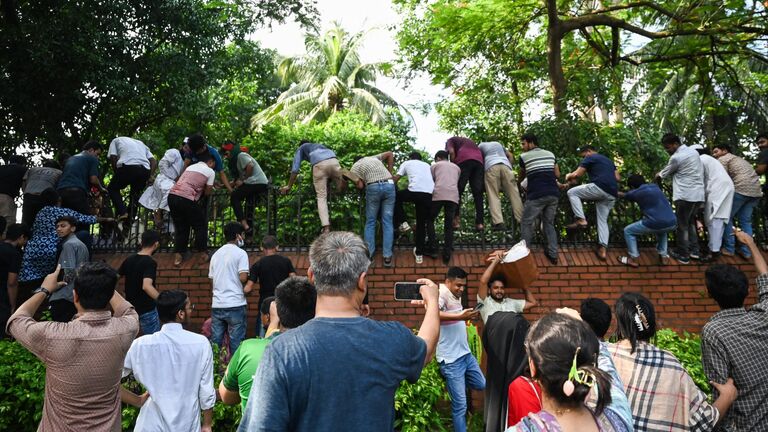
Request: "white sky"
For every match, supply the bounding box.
[252,0,451,155]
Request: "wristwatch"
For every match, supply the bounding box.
[33,287,51,299]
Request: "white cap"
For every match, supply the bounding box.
[689,144,704,150]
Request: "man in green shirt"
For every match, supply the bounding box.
[218,276,316,412]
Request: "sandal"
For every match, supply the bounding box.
[617,256,639,268]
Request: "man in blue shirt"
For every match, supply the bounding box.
[564,145,619,261]
[279,141,343,233]
[57,141,107,215]
[617,174,677,267]
[183,134,232,191]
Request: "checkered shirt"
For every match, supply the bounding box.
[701,273,768,432]
[609,341,718,432]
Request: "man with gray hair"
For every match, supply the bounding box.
[239,231,440,432]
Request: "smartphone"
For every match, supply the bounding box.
[472,303,484,311]
[394,282,422,301]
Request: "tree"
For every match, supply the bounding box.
[251,23,409,128]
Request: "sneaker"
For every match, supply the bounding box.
[383,256,393,267]
[669,251,690,264]
[545,253,558,265]
[173,253,183,266]
[491,223,505,231]
[399,222,411,233]
[690,253,701,260]
[413,247,423,264]
[442,252,451,265]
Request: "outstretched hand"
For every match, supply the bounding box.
[734,228,754,246]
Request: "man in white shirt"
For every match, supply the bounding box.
[393,151,435,264]
[107,136,157,222]
[477,250,537,323]
[209,222,250,355]
[121,289,215,432]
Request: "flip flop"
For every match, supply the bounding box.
[617,256,639,268]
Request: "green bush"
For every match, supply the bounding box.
[654,329,711,395]
[0,340,46,431]
[395,360,450,432]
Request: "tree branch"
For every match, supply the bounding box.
[578,1,685,22]
[560,13,767,39]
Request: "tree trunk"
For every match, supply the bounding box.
[546,0,567,116]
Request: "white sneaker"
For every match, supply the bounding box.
[399,222,411,233]
[413,247,423,264]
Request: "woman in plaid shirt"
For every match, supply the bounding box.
[609,293,738,432]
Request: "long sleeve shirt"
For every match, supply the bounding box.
[658,144,705,202]
[290,143,336,173]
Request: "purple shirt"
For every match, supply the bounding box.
[445,137,483,165]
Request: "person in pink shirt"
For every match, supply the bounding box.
[429,151,461,264]
[446,136,485,230]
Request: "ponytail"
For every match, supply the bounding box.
[577,365,612,415]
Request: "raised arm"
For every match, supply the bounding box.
[522,288,538,311]
[479,251,504,301]
[735,230,767,275]
[565,166,587,182]
[415,278,440,365]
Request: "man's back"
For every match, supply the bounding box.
[57,153,99,191]
[397,160,434,193]
[478,141,512,171]
[240,317,426,432]
[209,243,249,308]
[249,254,295,301]
[430,161,461,203]
[119,254,158,315]
[519,147,559,200]
[108,137,153,169]
[0,163,27,197]
[123,323,215,432]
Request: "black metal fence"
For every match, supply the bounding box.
[90,184,768,253]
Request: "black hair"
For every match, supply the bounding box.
[9,155,27,166]
[82,140,103,152]
[408,151,422,161]
[705,264,748,310]
[615,292,656,353]
[223,222,245,242]
[42,159,61,169]
[446,266,468,280]
[157,290,189,323]
[713,144,732,153]
[73,261,118,310]
[627,174,645,190]
[757,133,768,142]
[275,276,317,329]
[141,230,161,248]
[527,313,612,415]
[487,274,507,288]
[580,298,612,339]
[55,215,78,227]
[353,156,363,163]
[5,223,31,241]
[40,188,60,207]
[695,147,711,156]
[578,145,595,153]
[0,219,5,238]
[260,296,276,315]
[57,151,71,167]
[195,150,212,164]
[521,133,538,145]
[660,133,680,146]
[262,235,278,250]
[434,150,449,161]
[299,139,311,145]
[187,133,207,152]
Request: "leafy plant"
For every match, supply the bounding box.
[0,340,46,431]
[654,329,711,395]
[394,360,450,432]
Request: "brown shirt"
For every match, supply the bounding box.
[718,153,763,197]
[8,301,139,432]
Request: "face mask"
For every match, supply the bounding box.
[236,238,245,248]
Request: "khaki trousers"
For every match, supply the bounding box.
[312,158,343,227]
[484,164,523,225]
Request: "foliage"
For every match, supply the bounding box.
[0,340,46,430]
[252,24,409,128]
[654,329,711,395]
[395,360,451,432]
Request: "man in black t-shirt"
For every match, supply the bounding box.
[0,223,30,338]
[244,235,296,336]
[118,230,161,335]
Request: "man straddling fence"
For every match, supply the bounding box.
[106,136,156,224]
[564,145,619,261]
[429,150,461,265]
[222,142,269,234]
[446,136,485,231]
[57,140,108,215]
[692,145,734,261]
[21,159,62,227]
[280,140,344,234]
[393,151,434,264]
[0,155,28,233]
[478,140,524,232]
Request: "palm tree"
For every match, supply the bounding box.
[251,24,407,128]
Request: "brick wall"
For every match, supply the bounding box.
[96,247,762,335]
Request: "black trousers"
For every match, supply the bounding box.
[58,188,90,215]
[168,194,208,254]
[394,190,432,254]
[231,183,268,224]
[457,160,485,225]
[108,165,150,218]
[50,299,77,323]
[674,200,702,258]
[429,201,457,254]
[22,193,47,227]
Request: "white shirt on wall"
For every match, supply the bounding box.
[209,243,249,308]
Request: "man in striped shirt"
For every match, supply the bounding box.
[350,152,396,267]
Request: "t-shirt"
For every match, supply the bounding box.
[290,143,336,173]
[57,152,100,191]
[209,244,249,309]
[0,242,22,308]
[240,317,427,431]
[0,164,28,197]
[476,294,525,323]
[350,154,391,184]
[431,161,461,203]
[478,142,513,171]
[107,137,154,169]
[118,254,158,315]
[186,145,224,173]
[445,136,484,165]
[580,153,618,197]
[623,184,677,229]
[169,162,215,202]
[519,148,559,200]
[757,149,768,184]
[249,254,295,308]
[222,333,280,411]
[507,376,542,427]
[396,160,434,193]
[437,284,471,364]
[23,167,62,195]
[236,153,268,185]
[50,234,89,303]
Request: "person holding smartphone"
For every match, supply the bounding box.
[48,216,89,322]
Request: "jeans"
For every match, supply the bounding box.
[364,182,395,258]
[439,353,486,432]
[457,160,485,225]
[674,200,702,258]
[168,194,208,254]
[723,193,760,256]
[231,183,268,224]
[138,308,161,335]
[567,183,616,247]
[108,165,150,218]
[484,164,524,226]
[211,305,247,356]
[623,221,676,258]
[429,201,458,254]
[521,195,559,258]
[393,190,432,255]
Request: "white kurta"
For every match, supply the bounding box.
[700,154,734,223]
[139,148,184,211]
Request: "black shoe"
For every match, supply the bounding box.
[424,249,439,259]
[698,252,720,263]
[383,257,393,267]
[690,253,701,260]
[545,253,558,265]
[669,251,690,264]
[491,223,505,231]
[442,252,451,265]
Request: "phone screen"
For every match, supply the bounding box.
[394,282,422,301]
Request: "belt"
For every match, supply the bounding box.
[367,179,394,186]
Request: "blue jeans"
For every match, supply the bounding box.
[623,221,676,258]
[210,306,247,355]
[439,353,486,432]
[364,182,395,258]
[723,193,759,257]
[138,309,161,335]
